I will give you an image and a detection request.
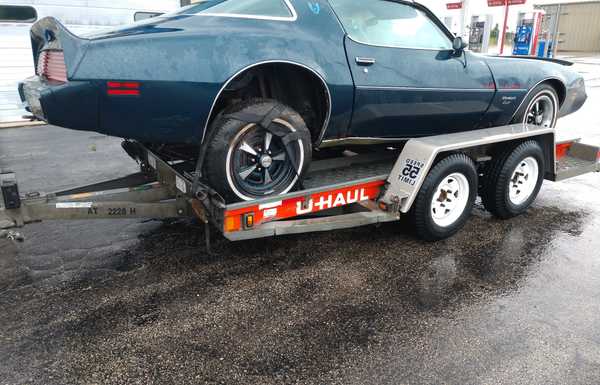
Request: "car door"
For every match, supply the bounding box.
[329,0,496,138]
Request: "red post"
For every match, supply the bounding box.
[499,0,510,55]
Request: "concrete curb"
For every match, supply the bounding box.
[0,121,46,129]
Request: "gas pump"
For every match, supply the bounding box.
[512,11,544,56]
[468,15,492,53]
[536,9,559,58]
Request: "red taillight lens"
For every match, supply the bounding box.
[107,81,139,89]
[37,50,67,83]
[555,142,573,160]
[107,81,140,96]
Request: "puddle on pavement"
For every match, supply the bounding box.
[0,204,590,383]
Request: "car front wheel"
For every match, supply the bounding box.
[513,83,559,128]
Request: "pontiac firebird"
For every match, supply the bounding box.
[19,0,587,201]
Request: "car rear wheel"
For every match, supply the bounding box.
[411,153,478,241]
[481,140,545,219]
[512,83,559,128]
[204,99,311,202]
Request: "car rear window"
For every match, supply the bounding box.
[177,0,295,20]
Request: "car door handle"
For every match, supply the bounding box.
[355,57,376,66]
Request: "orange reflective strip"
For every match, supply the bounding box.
[222,179,386,233]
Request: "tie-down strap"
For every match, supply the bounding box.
[224,105,309,173]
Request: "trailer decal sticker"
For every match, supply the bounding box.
[400,159,424,186]
[56,202,93,209]
[222,180,385,233]
[107,208,136,216]
[259,201,282,210]
[296,188,369,215]
[263,208,278,218]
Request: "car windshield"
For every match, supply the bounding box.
[173,0,293,18]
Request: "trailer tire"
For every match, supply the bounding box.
[481,140,545,219]
[204,99,311,202]
[411,153,478,241]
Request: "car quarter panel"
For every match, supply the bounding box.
[66,0,353,144]
[481,55,586,126]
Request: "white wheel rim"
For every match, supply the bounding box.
[430,172,470,228]
[508,156,539,206]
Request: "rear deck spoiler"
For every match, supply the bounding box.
[30,17,89,79]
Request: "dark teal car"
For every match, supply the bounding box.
[20,0,587,201]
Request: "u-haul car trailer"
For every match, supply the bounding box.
[1,124,599,249]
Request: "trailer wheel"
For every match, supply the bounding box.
[204,99,311,202]
[481,140,545,219]
[411,153,478,241]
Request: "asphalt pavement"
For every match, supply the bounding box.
[1,60,600,385]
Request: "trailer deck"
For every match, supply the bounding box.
[1,124,599,245]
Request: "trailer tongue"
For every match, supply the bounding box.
[1,124,599,246]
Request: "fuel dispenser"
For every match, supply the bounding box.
[512,11,544,56]
[468,15,492,53]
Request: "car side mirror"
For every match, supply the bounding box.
[453,36,468,52]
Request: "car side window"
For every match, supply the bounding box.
[177,0,294,19]
[329,0,452,50]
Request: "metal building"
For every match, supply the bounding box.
[0,0,180,124]
[536,1,600,52]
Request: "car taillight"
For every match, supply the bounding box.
[107,81,140,96]
[37,50,67,83]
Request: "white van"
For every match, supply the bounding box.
[0,0,181,124]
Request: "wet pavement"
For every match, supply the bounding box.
[1,62,600,384]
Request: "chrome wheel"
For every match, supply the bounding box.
[226,120,304,200]
[430,172,470,228]
[524,93,557,128]
[508,156,539,206]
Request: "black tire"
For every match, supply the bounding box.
[204,98,312,202]
[512,83,559,128]
[481,140,545,219]
[411,153,478,241]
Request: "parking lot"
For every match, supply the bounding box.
[1,56,600,384]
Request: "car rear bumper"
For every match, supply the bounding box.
[19,76,98,131]
[559,78,587,118]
